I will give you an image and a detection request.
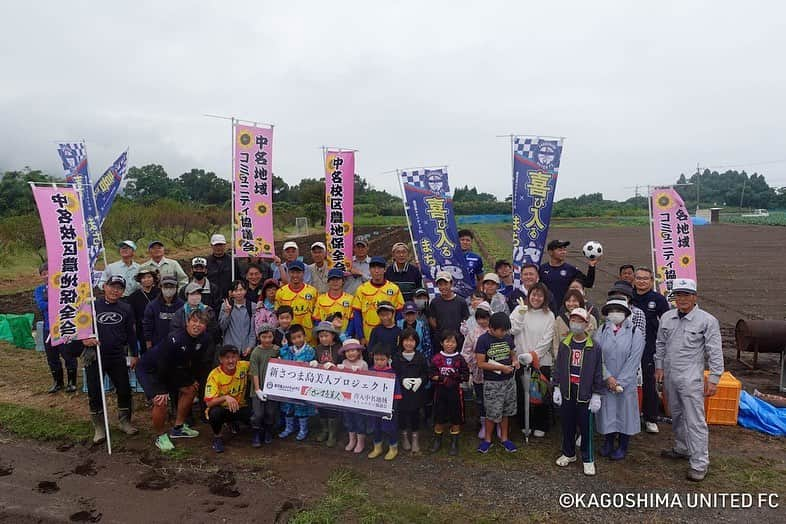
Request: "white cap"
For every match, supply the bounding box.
[476,301,492,312]
[482,272,500,285]
[191,257,208,267]
[569,307,590,322]
[671,278,697,294]
[311,241,326,251]
[435,270,452,283]
[283,241,298,251]
[210,234,227,245]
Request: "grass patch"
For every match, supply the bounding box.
[0,402,91,442]
[353,215,407,227]
[710,455,786,492]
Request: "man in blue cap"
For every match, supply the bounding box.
[98,240,140,297]
[139,240,188,288]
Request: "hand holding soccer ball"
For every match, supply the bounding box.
[582,241,604,263]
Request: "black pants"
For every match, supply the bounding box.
[398,409,421,432]
[208,405,252,435]
[45,340,80,374]
[559,384,593,462]
[641,358,658,422]
[251,397,278,429]
[86,357,132,415]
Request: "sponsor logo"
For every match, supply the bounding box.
[97,311,122,325]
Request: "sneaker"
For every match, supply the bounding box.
[501,440,518,453]
[556,454,577,467]
[170,423,199,439]
[583,461,596,476]
[477,440,493,454]
[645,422,659,434]
[533,430,545,438]
[155,434,175,452]
[660,448,689,460]
[687,467,707,482]
[212,437,225,453]
[575,435,581,447]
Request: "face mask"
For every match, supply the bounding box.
[187,295,202,307]
[402,351,415,361]
[414,299,427,310]
[569,322,586,335]
[162,288,177,299]
[607,312,626,325]
[192,271,206,280]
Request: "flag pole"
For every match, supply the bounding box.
[230,117,236,281]
[322,146,328,249]
[395,170,421,268]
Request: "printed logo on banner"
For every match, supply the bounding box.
[94,150,128,226]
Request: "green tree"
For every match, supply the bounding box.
[125,164,181,202]
[178,169,231,205]
[0,169,56,218]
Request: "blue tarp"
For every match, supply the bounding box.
[691,216,709,226]
[738,390,786,437]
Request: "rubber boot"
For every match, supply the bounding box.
[384,443,399,461]
[353,433,366,454]
[367,442,384,459]
[449,433,460,456]
[400,431,411,451]
[47,369,64,394]
[600,433,615,458]
[430,432,443,453]
[345,432,357,452]
[65,369,77,393]
[411,432,421,454]
[326,418,339,448]
[91,412,106,444]
[251,428,262,448]
[611,434,629,460]
[118,409,138,435]
[296,417,310,441]
[279,416,296,438]
[477,417,486,440]
[263,424,274,444]
[315,418,329,442]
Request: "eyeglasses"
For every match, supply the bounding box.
[634,276,652,281]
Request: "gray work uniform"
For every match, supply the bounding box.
[654,305,723,471]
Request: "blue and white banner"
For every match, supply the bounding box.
[400,168,474,298]
[94,150,128,226]
[512,136,564,286]
[56,142,104,272]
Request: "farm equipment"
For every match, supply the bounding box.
[735,319,786,392]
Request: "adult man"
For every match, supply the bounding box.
[98,240,140,297]
[495,259,530,312]
[82,275,138,444]
[272,241,312,285]
[495,259,515,295]
[539,239,597,310]
[384,242,422,302]
[458,229,484,290]
[481,273,509,314]
[619,264,635,285]
[307,241,330,294]
[137,309,210,451]
[654,278,723,482]
[631,267,670,434]
[204,345,252,453]
[314,268,354,335]
[139,240,188,288]
[205,233,241,301]
[427,271,470,348]
[143,275,184,350]
[344,237,371,295]
[351,256,404,345]
[274,260,318,342]
[179,257,219,309]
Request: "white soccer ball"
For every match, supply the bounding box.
[582,241,603,260]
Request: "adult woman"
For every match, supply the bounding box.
[127,268,160,355]
[594,297,645,460]
[254,278,279,331]
[552,289,598,358]
[567,278,601,324]
[510,282,555,437]
[218,279,256,359]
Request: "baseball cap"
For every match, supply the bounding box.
[184,282,203,294]
[118,240,137,250]
[482,272,500,285]
[376,300,396,313]
[414,288,429,297]
[403,301,418,314]
[160,275,178,287]
[354,238,369,247]
[148,240,164,249]
[671,278,697,294]
[210,234,227,245]
[191,257,207,267]
[106,275,126,288]
[327,268,345,280]
[282,241,298,251]
[219,345,240,357]
[311,241,326,251]
[569,307,590,322]
[435,270,452,283]
[369,256,387,267]
[287,260,305,271]
[547,240,570,250]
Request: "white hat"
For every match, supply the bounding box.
[476,301,492,312]
[283,241,298,251]
[482,272,500,285]
[311,241,326,251]
[601,298,631,316]
[210,234,227,245]
[569,307,590,322]
[671,278,697,294]
[191,257,208,267]
[435,270,452,283]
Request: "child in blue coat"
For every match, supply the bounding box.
[277,324,316,441]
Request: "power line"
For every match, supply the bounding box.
[702,158,786,170]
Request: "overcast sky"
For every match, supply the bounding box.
[2,1,785,202]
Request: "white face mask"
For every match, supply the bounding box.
[569,322,586,335]
[162,288,177,299]
[607,312,626,325]
[414,299,427,310]
[402,351,415,361]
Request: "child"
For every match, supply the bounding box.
[551,307,604,476]
[367,344,401,460]
[392,328,429,454]
[249,323,280,447]
[475,312,519,454]
[368,301,402,355]
[460,301,491,439]
[429,330,470,456]
[327,312,349,342]
[310,321,343,447]
[338,339,368,453]
[397,302,433,361]
[254,279,279,331]
[273,305,293,346]
[277,324,316,440]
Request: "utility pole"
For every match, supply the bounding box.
[695,163,701,214]
[739,177,746,210]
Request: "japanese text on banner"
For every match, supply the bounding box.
[651,188,697,297]
[94,150,128,226]
[324,150,355,271]
[234,124,275,258]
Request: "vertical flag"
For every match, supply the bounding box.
[32,185,96,346]
[56,142,104,270]
[233,124,275,258]
[324,150,355,271]
[94,150,128,226]
[650,187,697,297]
[400,168,474,298]
[511,136,564,286]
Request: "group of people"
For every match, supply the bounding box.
[35,230,723,481]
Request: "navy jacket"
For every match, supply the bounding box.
[137,329,209,395]
[631,289,670,361]
[551,333,604,402]
[94,299,137,359]
[143,296,185,348]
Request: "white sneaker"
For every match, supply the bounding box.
[533,430,545,438]
[645,422,659,434]
[583,461,596,476]
[556,454,577,467]
[575,435,582,447]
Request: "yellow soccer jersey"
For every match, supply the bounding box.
[314,291,354,332]
[275,284,318,330]
[204,361,250,408]
[351,280,404,341]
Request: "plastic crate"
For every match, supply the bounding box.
[704,371,741,425]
